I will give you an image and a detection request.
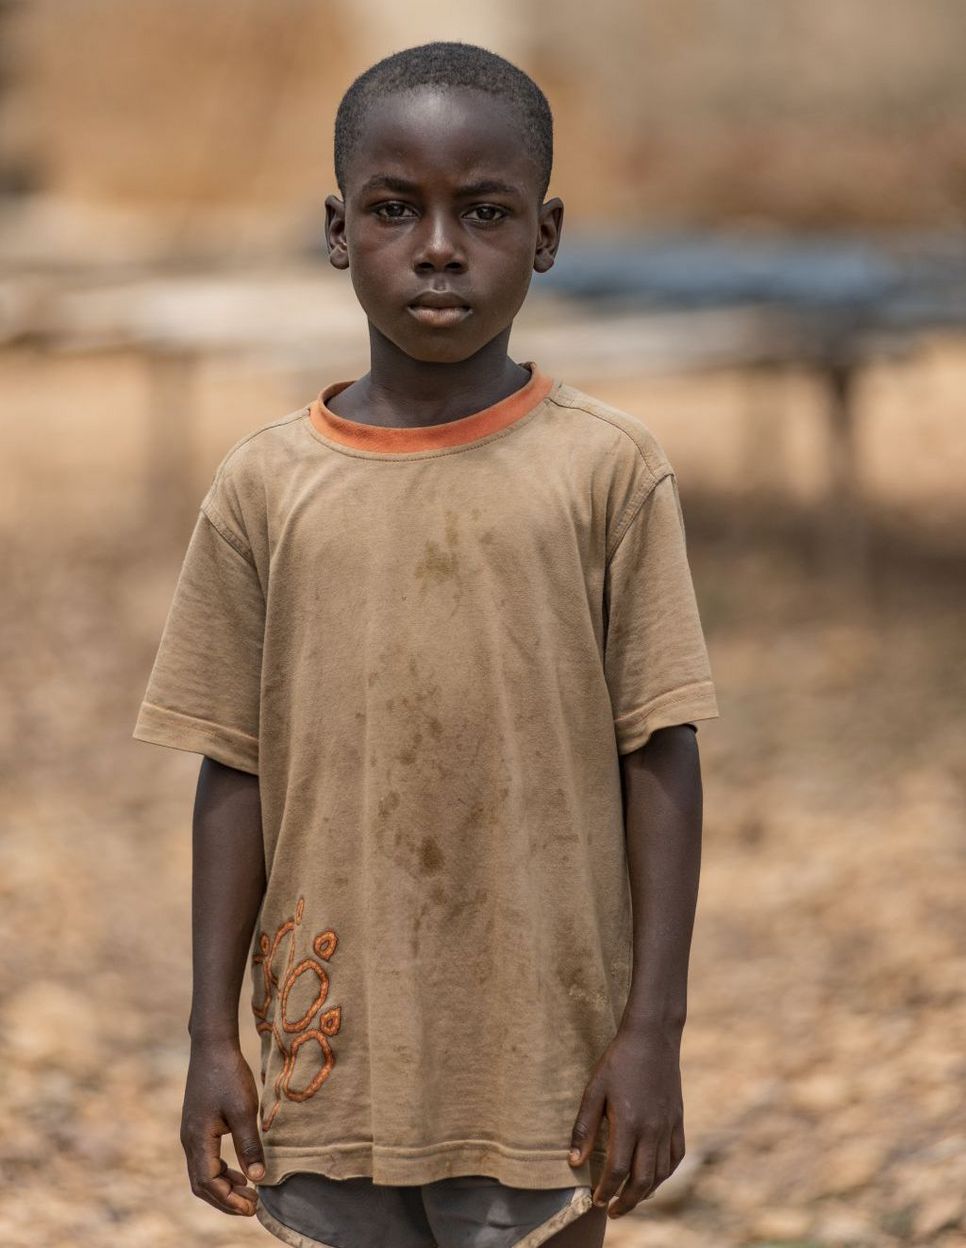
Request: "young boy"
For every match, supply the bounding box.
[133,41,718,1248]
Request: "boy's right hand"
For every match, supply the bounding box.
[181,1039,267,1216]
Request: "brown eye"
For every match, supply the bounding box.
[465,205,507,223]
[375,202,415,220]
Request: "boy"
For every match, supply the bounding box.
[133,41,718,1248]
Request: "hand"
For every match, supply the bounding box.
[567,1024,685,1218]
[181,1039,266,1216]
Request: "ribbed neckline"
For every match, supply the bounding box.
[307,361,553,453]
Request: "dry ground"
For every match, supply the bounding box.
[0,355,963,1247]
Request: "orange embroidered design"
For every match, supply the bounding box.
[251,896,341,1131]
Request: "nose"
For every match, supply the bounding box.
[412,209,467,273]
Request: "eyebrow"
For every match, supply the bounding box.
[357,174,522,198]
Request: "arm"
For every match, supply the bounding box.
[619,722,701,1034]
[180,756,268,1218]
[568,723,702,1218]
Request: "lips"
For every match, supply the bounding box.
[409,291,470,309]
[407,292,472,328]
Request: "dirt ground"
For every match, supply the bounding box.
[0,355,963,1247]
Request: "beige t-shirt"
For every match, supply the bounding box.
[133,361,719,1191]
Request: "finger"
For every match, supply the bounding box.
[228,1182,259,1214]
[670,1120,686,1172]
[188,1124,253,1216]
[652,1129,672,1191]
[608,1135,658,1217]
[183,1125,234,1215]
[226,1168,259,1200]
[203,1168,258,1216]
[228,1109,267,1183]
[591,1114,634,1208]
[229,1176,258,1196]
[197,1178,250,1214]
[569,1079,606,1167]
[212,1150,259,1214]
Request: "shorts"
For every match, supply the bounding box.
[255,1171,596,1248]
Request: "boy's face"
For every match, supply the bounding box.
[324,87,563,365]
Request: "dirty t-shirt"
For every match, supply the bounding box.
[132,361,719,1192]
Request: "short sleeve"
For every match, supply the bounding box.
[604,471,719,754]
[132,502,265,774]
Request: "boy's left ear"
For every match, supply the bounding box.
[324,194,349,270]
[533,196,564,273]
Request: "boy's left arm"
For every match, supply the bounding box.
[568,722,702,1218]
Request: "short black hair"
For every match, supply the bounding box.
[334,41,553,202]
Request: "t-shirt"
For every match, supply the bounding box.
[132,360,719,1192]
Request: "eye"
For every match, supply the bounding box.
[464,204,508,223]
[373,201,416,220]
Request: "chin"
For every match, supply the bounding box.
[391,333,483,366]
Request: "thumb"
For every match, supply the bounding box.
[228,1110,266,1182]
[568,1077,605,1167]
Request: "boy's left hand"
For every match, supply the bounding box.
[567,1023,685,1217]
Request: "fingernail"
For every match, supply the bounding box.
[568,1149,580,1164]
[249,1164,265,1180]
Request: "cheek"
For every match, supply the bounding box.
[481,258,534,315]
[345,221,402,271]
[346,244,404,307]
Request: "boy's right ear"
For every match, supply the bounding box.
[324,194,349,270]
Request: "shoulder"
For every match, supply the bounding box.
[546,380,673,485]
[201,402,309,549]
[207,404,309,495]
[540,380,678,560]
[204,402,309,506]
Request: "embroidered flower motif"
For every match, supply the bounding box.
[251,896,341,1131]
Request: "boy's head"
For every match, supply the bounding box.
[324,42,564,365]
[333,42,553,204]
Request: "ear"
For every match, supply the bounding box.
[324,193,349,271]
[533,196,564,274]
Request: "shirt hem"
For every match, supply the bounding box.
[256,1141,611,1190]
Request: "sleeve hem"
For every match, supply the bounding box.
[132,700,259,775]
[614,681,719,755]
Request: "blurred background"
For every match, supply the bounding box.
[1,2,963,1246]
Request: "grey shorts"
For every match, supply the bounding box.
[255,1172,596,1248]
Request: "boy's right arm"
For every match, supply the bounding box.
[181,755,267,1218]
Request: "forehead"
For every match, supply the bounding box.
[343,86,541,196]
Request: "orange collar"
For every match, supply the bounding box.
[309,362,553,452]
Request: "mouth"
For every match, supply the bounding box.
[407,293,472,328]
[407,304,472,327]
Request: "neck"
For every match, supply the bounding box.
[333,325,531,428]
